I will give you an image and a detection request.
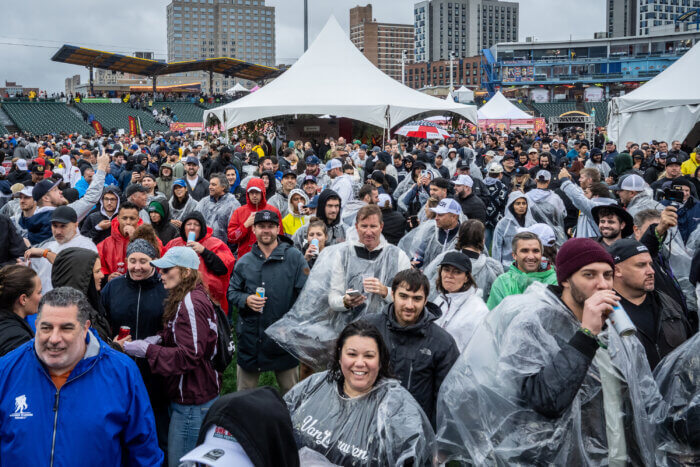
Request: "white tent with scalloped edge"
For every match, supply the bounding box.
[607,40,700,145]
[477,91,531,120]
[203,16,477,130]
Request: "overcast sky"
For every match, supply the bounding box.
[0,0,604,92]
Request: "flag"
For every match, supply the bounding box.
[136,116,143,136]
[128,116,137,137]
[91,120,104,136]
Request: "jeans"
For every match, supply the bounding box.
[236,365,299,396]
[168,397,217,467]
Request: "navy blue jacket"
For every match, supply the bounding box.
[18,209,53,245]
[0,330,163,466]
[662,197,700,243]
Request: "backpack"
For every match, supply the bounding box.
[211,302,234,373]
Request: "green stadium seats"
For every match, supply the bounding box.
[75,103,168,132]
[0,124,9,136]
[152,102,206,123]
[2,102,93,135]
[583,101,609,127]
[531,102,578,119]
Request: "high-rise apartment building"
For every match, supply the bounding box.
[606,0,637,37]
[166,0,275,93]
[349,4,415,82]
[414,0,518,62]
[607,0,700,37]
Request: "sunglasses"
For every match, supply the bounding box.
[160,267,173,274]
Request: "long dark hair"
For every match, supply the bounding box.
[0,265,38,311]
[163,267,201,324]
[328,320,393,385]
[436,265,475,294]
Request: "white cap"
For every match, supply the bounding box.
[378,193,392,208]
[486,162,503,174]
[455,174,473,187]
[15,159,28,171]
[14,186,34,198]
[518,223,556,247]
[325,159,342,171]
[179,426,254,467]
[527,147,538,154]
[613,174,646,192]
[485,150,496,157]
[535,170,551,181]
[430,198,462,216]
[247,186,262,193]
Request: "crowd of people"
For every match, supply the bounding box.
[0,126,698,466]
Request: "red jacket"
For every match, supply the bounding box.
[164,225,235,314]
[97,217,150,276]
[146,284,220,405]
[227,177,284,258]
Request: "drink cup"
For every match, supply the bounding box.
[117,326,131,340]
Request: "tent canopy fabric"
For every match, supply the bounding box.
[454,86,474,103]
[607,40,700,145]
[225,82,249,94]
[203,16,477,130]
[476,91,531,120]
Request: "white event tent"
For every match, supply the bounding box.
[203,16,477,131]
[607,40,700,145]
[454,86,474,103]
[476,91,531,120]
[225,82,249,95]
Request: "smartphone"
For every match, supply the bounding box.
[346,289,362,298]
[421,170,429,178]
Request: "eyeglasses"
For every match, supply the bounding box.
[160,267,173,274]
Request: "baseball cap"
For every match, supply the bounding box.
[527,147,538,154]
[282,169,297,179]
[172,179,187,188]
[454,174,473,187]
[372,146,381,153]
[305,155,321,165]
[430,198,462,216]
[518,223,556,247]
[13,186,33,198]
[377,193,392,208]
[125,184,148,199]
[15,159,28,171]
[439,251,472,274]
[246,185,262,193]
[185,156,199,165]
[666,156,681,166]
[655,152,668,160]
[179,425,254,467]
[302,174,317,185]
[325,159,342,171]
[485,150,496,157]
[514,167,528,176]
[502,151,514,160]
[607,238,650,264]
[610,174,646,191]
[535,170,551,181]
[32,179,61,201]
[456,159,470,169]
[50,206,77,224]
[487,163,503,174]
[253,209,279,225]
[151,246,200,270]
[304,194,319,209]
[448,147,457,154]
[31,164,45,174]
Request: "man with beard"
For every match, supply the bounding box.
[292,189,345,250]
[183,156,209,201]
[267,170,298,218]
[609,239,691,369]
[591,204,634,247]
[227,210,308,395]
[411,198,462,269]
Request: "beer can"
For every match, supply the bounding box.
[256,287,265,298]
[187,231,196,243]
[117,262,126,274]
[608,305,636,337]
[117,326,131,340]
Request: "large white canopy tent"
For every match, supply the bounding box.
[225,82,249,95]
[476,91,531,120]
[607,40,700,146]
[203,16,477,132]
[454,85,474,104]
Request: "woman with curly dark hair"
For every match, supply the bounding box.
[284,320,436,465]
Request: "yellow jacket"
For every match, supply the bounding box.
[252,145,265,159]
[681,153,699,176]
[282,213,307,236]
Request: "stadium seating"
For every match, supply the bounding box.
[75,103,168,132]
[2,102,94,135]
[584,101,609,127]
[152,102,205,123]
[531,102,577,119]
[0,123,9,136]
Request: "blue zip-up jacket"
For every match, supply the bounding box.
[0,330,163,467]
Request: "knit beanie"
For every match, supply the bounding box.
[555,238,615,285]
[126,238,158,260]
[147,201,165,218]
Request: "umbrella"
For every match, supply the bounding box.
[395,120,451,139]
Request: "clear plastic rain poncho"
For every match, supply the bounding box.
[436,282,665,466]
[432,287,490,352]
[491,191,536,268]
[265,240,411,369]
[423,250,504,301]
[660,226,698,314]
[525,190,567,245]
[195,192,241,242]
[398,219,462,268]
[653,332,700,465]
[169,195,199,222]
[284,372,436,466]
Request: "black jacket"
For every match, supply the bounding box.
[365,302,459,426]
[381,208,407,245]
[0,214,27,266]
[227,236,309,372]
[0,310,34,357]
[196,387,299,467]
[457,192,487,223]
[149,199,179,245]
[186,176,210,201]
[80,186,122,245]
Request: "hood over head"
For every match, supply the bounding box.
[51,247,102,313]
[245,177,267,208]
[316,188,342,227]
[286,188,309,215]
[180,210,208,241]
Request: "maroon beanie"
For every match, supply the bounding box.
[555,238,615,284]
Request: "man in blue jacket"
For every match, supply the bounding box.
[0,287,163,467]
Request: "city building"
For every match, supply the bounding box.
[405,55,482,89]
[166,0,276,93]
[414,0,518,62]
[481,29,700,101]
[65,75,81,96]
[607,0,700,37]
[349,4,415,82]
[0,81,39,98]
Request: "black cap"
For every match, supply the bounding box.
[666,156,681,166]
[32,179,60,201]
[31,164,45,174]
[50,206,77,224]
[590,147,602,156]
[282,170,297,179]
[124,183,148,199]
[591,204,634,238]
[671,178,692,189]
[607,238,649,264]
[456,159,470,169]
[439,251,472,274]
[514,166,528,176]
[632,149,645,159]
[253,209,279,226]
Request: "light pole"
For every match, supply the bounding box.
[401,49,407,85]
[449,51,455,94]
[304,0,309,52]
